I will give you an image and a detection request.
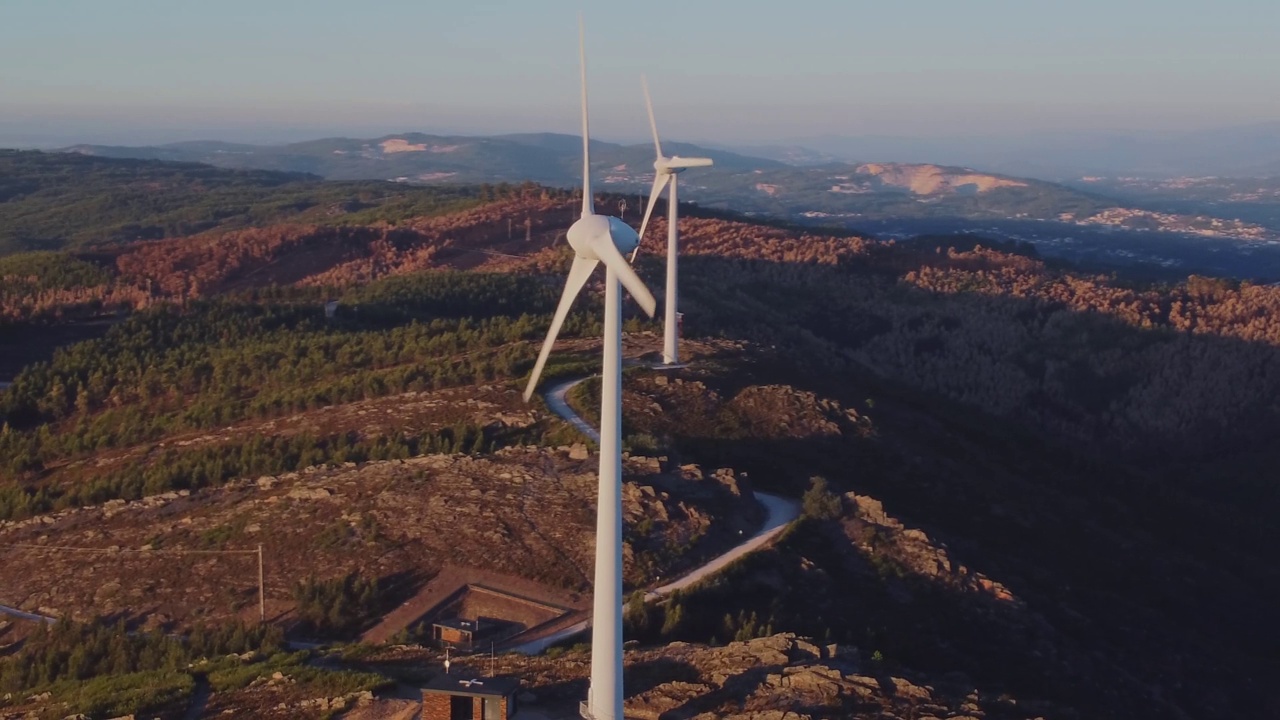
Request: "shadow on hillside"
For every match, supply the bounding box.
[622,657,701,697]
[287,569,423,642]
[621,251,1280,720]
[0,318,121,382]
[659,663,779,719]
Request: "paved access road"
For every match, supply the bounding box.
[510,375,800,654]
[544,377,601,444]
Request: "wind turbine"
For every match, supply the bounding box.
[522,19,656,720]
[633,76,713,366]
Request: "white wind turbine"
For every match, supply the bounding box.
[522,20,656,720]
[633,77,713,366]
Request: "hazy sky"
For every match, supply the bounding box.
[2,0,1278,146]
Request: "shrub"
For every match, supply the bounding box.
[802,476,843,520]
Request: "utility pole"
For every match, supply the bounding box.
[257,544,265,623]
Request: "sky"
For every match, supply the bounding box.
[1,0,1278,147]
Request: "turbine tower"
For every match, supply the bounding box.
[522,20,657,720]
[634,77,713,366]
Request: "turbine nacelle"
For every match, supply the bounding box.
[636,78,715,256]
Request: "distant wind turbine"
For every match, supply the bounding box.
[522,18,656,720]
[633,76,713,366]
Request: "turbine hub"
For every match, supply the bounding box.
[653,157,681,175]
[568,214,639,258]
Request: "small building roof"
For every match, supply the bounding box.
[433,618,479,632]
[422,674,521,698]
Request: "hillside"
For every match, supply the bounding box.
[0,149,486,255]
[2,182,1280,717]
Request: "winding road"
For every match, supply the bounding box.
[510,375,800,654]
[544,377,601,443]
[0,604,55,624]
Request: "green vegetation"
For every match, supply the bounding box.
[33,670,195,718]
[340,270,566,322]
[0,251,111,291]
[0,271,623,519]
[0,618,283,691]
[0,150,485,255]
[0,617,391,716]
[0,618,283,716]
[292,572,384,637]
[624,587,777,647]
[0,251,117,322]
[801,476,843,520]
[0,296,555,469]
[206,651,389,695]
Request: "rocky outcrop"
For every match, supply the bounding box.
[635,634,1044,719]
[627,377,868,444]
[843,494,1020,605]
[487,633,1047,720]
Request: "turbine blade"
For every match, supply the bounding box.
[523,255,599,402]
[632,173,668,262]
[593,231,656,317]
[642,75,662,159]
[666,157,714,169]
[579,16,593,216]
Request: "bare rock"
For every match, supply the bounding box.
[287,487,333,500]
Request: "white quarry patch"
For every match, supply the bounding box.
[380,138,429,153]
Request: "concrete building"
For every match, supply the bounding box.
[432,618,480,650]
[421,675,521,720]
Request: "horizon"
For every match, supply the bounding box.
[5,118,1280,151]
[2,0,1279,150]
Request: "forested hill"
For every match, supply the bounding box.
[2,181,1280,717]
[0,150,488,255]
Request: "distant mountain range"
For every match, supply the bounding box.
[65,133,782,185]
[64,133,1116,225]
[757,122,1280,179]
[8,145,1280,279]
